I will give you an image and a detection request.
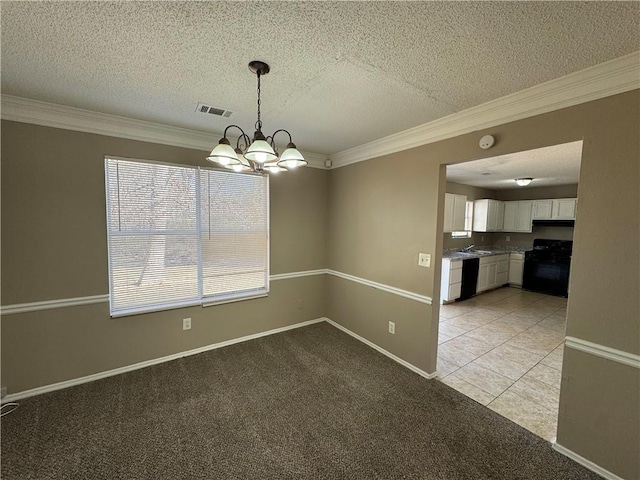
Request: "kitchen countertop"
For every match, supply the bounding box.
[443,245,530,260]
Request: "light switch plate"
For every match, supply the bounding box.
[418,253,431,268]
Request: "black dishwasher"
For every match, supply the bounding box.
[459,258,479,301]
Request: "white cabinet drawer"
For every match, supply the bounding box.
[496,272,509,285]
[450,260,463,270]
[497,260,509,274]
[450,268,462,284]
[448,283,461,300]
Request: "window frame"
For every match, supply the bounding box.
[104,155,270,317]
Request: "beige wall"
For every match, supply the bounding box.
[558,349,639,480]
[1,121,329,393]
[494,184,579,201]
[326,90,639,479]
[2,89,638,478]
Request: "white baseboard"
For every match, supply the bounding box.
[2,318,325,403]
[324,318,436,380]
[552,442,625,480]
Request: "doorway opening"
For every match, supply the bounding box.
[435,141,583,442]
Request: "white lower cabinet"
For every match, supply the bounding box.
[441,258,463,303]
[509,253,524,286]
[477,254,510,293]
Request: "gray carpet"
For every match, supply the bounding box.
[1,322,601,479]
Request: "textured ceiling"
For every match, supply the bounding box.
[1,2,639,155]
[446,141,583,190]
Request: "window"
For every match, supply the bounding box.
[105,157,269,317]
[451,201,474,238]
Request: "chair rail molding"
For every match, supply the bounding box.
[1,268,433,315]
[565,336,640,369]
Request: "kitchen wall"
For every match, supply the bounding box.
[492,184,579,248]
[444,183,580,250]
[492,224,574,249]
[0,121,329,394]
[327,90,639,479]
[442,181,495,250]
[495,184,578,201]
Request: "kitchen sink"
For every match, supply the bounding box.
[451,250,495,257]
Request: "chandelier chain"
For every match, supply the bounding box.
[256,72,262,131]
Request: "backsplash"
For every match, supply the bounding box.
[443,225,574,251]
[491,225,574,249]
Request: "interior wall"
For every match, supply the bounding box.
[327,152,439,372]
[326,90,639,479]
[492,183,579,247]
[494,184,579,201]
[492,225,574,249]
[0,121,329,394]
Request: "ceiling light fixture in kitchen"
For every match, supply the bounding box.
[515,178,533,187]
[206,61,307,174]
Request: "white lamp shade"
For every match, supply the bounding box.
[244,140,277,163]
[229,157,253,173]
[277,147,307,169]
[263,160,287,173]
[207,143,240,166]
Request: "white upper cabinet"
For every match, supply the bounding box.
[473,199,504,232]
[532,199,553,219]
[444,193,467,232]
[502,201,532,232]
[516,201,533,231]
[553,198,577,219]
[532,198,577,220]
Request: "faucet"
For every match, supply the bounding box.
[461,244,475,252]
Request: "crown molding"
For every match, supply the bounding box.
[330,51,640,168]
[0,95,328,169]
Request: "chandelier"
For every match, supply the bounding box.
[206,61,307,174]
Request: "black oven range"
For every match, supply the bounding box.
[522,239,573,298]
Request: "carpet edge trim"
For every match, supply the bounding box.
[1,317,325,403]
[552,442,625,480]
[325,318,436,380]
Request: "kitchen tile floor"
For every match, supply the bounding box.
[437,287,567,442]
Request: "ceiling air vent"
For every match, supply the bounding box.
[195,103,233,118]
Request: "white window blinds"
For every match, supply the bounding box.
[199,169,269,304]
[105,157,269,316]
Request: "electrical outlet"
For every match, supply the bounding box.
[418,253,431,268]
[388,321,395,334]
[297,299,304,310]
[182,318,191,330]
[506,236,511,242]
